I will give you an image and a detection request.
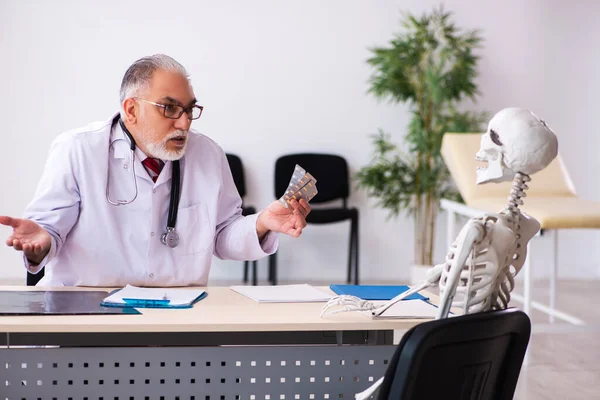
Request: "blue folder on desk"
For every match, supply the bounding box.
[329,285,428,301]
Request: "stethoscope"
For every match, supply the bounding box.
[106,116,181,248]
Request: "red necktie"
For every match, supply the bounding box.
[142,158,164,182]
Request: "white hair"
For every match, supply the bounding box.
[119,54,189,119]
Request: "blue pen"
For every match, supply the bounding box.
[122,298,171,306]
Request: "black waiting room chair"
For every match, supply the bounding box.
[27,269,43,286]
[268,153,359,285]
[226,153,259,285]
[374,308,531,400]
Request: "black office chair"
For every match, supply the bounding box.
[268,153,359,285]
[27,270,44,286]
[226,153,259,285]
[376,308,531,400]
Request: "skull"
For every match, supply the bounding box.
[476,107,558,184]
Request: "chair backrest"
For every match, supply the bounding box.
[441,133,576,205]
[377,308,531,400]
[274,153,349,204]
[27,271,43,286]
[226,153,247,198]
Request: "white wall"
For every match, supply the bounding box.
[1,0,599,284]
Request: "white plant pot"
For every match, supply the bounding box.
[410,264,431,284]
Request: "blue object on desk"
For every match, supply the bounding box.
[123,298,171,307]
[329,285,429,301]
[101,291,207,309]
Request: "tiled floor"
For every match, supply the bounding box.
[511,280,600,400]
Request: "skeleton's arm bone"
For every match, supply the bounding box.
[371,264,443,317]
[436,220,486,319]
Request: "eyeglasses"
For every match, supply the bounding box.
[136,98,203,120]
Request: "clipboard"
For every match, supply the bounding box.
[101,285,207,309]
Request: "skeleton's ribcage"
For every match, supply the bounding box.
[439,227,518,315]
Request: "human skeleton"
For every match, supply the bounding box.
[320,107,558,398]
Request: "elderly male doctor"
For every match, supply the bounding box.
[0,54,311,287]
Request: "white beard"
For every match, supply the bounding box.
[145,130,189,161]
[137,111,188,160]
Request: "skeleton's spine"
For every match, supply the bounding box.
[507,172,531,221]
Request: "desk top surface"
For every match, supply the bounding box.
[0,286,436,333]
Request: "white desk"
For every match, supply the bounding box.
[0,286,434,398]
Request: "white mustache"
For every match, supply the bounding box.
[165,130,188,140]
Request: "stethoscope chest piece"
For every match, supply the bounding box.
[161,227,180,248]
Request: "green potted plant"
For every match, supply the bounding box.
[356,6,487,280]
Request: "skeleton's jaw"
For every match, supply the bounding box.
[476,155,515,184]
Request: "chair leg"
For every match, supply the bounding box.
[522,241,533,366]
[523,242,532,318]
[550,230,558,323]
[268,252,278,285]
[268,254,272,282]
[353,215,359,285]
[447,209,456,249]
[347,215,360,285]
[243,261,249,283]
[252,260,258,286]
[347,224,353,284]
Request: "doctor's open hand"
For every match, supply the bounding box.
[255,199,311,240]
[0,216,51,265]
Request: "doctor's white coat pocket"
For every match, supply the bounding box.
[174,203,213,255]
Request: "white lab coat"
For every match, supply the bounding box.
[24,113,277,287]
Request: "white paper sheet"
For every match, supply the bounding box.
[230,284,333,303]
[103,284,205,307]
[370,299,439,319]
